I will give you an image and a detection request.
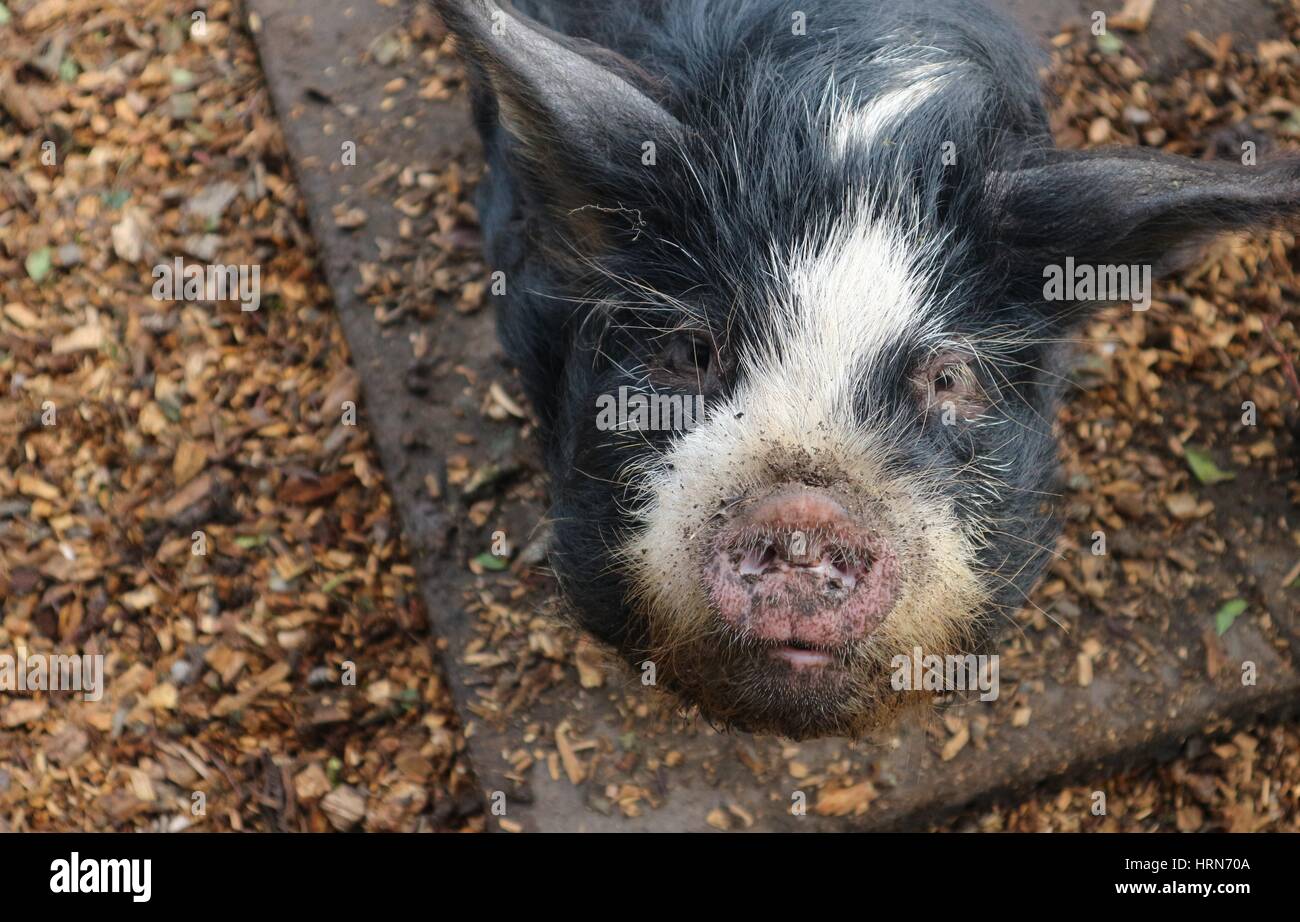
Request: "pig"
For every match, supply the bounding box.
[435,0,1300,738]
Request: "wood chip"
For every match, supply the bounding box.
[1111,0,1156,33]
[320,784,367,831]
[814,781,878,817]
[554,720,586,784]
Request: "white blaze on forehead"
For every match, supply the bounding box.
[830,62,955,158]
[633,203,948,499]
[744,210,942,437]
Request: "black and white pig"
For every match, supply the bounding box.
[435,0,1300,738]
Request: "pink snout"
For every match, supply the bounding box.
[704,487,900,649]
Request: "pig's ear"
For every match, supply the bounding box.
[996,148,1300,292]
[435,0,683,238]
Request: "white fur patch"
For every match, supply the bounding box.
[748,209,946,432]
[830,63,954,158]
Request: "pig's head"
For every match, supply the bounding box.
[441,0,1300,738]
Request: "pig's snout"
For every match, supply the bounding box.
[705,487,900,654]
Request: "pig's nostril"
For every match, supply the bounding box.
[738,544,779,579]
[816,550,861,592]
[827,547,869,577]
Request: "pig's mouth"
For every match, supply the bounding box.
[769,641,838,669]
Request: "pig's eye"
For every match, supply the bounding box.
[915,352,987,419]
[651,333,721,394]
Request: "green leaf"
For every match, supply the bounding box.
[58,55,79,82]
[170,92,197,120]
[25,247,53,282]
[1214,599,1248,636]
[234,534,269,549]
[1096,32,1124,56]
[0,4,13,27]
[473,552,508,572]
[1185,446,1235,485]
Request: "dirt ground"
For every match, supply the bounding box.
[1,0,1298,832]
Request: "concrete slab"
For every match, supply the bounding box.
[246,0,1300,831]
